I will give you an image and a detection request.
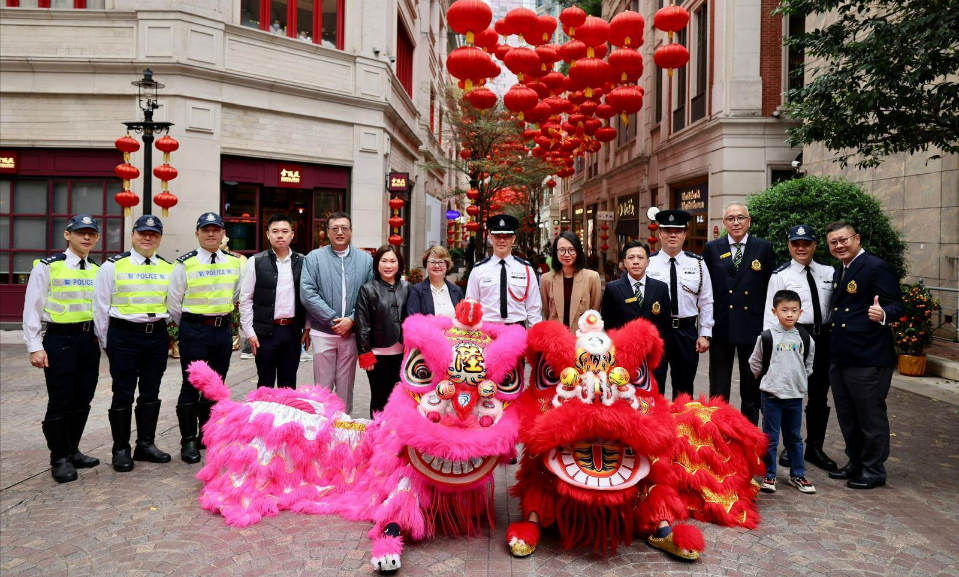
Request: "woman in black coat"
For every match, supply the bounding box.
[407,246,463,318]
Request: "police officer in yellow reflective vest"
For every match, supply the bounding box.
[22,214,102,483]
[93,215,174,472]
[166,212,242,464]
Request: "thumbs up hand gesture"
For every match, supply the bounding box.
[867,295,885,323]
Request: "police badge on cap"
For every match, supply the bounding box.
[788,224,817,242]
[655,209,691,228]
[66,214,100,233]
[486,214,519,235]
[133,214,163,234]
[196,212,225,230]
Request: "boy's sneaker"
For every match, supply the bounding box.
[760,476,777,493]
[240,352,255,360]
[788,476,817,494]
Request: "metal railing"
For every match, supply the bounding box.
[926,285,958,342]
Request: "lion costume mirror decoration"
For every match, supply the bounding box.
[506,311,768,561]
[187,299,526,572]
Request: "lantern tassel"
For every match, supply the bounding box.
[124,207,132,217]
[162,208,170,217]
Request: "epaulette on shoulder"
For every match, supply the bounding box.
[107,252,131,263]
[86,256,100,267]
[476,257,491,266]
[650,250,660,257]
[155,255,172,264]
[39,254,67,266]
[683,250,703,260]
[773,262,790,274]
[512,255,531,266]
[224,251,241,259]
[176,250,198,264]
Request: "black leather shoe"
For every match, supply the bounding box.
[132,401,171,463]
[828,463,862,480]
[112,448,134,472]
[778,452,790,468]
[805,447,838,472]
[108,406,134,472]
[133,441,172,463]
[847,475,886,490]
[42,418,78,483]
[68,406,100,468]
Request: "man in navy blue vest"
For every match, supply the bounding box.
[601,240,671,338]
[239,213,308,392]
[824,221,903,490]
[703,202,776,425]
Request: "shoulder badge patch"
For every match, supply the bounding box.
[773,262,790,273]
[683,250,703,260]
[176,250,199,263]
[107,252,131,263]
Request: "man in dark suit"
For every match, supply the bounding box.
[824,221,904,490]
[601,239,671,345]
[703,202,776,425]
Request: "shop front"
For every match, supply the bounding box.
[673,180,709,254]
[614,194,640,243]
[1,148,123,323]
[221,156,350,256]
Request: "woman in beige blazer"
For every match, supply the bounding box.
[540,232,602,334]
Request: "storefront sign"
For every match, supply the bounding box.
[597,211,614,221]
[617,196,637,218]
[277,163,303,188]
[0,150,17,174]
[673,183,708,213]
[387,172,410,193]
[574,208,584,215]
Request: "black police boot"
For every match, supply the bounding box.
[176,403,201,464]
[108,406,134,472]
[68,405,100,468]
[197,399,215,450]
[778,451,790,468]
[132,401,172,463]
[41,418,78,483]
[805,407,838,472]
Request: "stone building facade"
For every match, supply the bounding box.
[0,0,458,322]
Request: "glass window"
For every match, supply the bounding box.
[320,0,340,48]
[18,0,40,7]
[269,0,288,36]
[241,0,262,29]
[86,0,105,8]
[14,252,45,278]
[0,216,8,251]
[297,0,314,42]
[72,182,104,214]
[0,181,10,213]
[105,217,122,251]
[53,182,69,214]
[313,188,341,220]
[14,180,47,214]
[223,183,258,217]
[13,217,46,249]
[106,181,122,215]
[225,221,258,252]
[52,217,69,238]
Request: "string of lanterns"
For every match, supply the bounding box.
[113,134,180,217]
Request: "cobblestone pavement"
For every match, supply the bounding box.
[2,330,958,577]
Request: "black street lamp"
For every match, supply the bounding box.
[123,69,173,214]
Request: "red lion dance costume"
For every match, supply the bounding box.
[187,300,526,572]
[506,311,767,561]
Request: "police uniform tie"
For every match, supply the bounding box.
[143,258,155,317]
[806,265,823,327]
[634,281,643,307]
[78,259,86,270]
[499,260,508,319]
[669,257,679,316]
[210,252,217,264]
[732,243,743,271]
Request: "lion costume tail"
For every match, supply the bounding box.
[187,360,232,402]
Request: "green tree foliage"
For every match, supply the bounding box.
[776,0,959,168]
[746,176,908,278]
[556,0,603,17]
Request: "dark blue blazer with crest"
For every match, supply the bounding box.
[600,275,672,337]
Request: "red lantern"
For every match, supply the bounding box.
[388,234,404,247]
[568,57,611,98]
[601,224,609,231]
[154,191,178,217]
[115,135,140,153]
[560,6,586,36]
[504,7,539,39]
[536,15,557,43]
[559,40,588,64]
[654,4,690,36]
[601,244,609,251]
[447,46,494,91]
[115,163,140,181]
[600,234,609,241]
[654,43,690,76]
[153,164,178,181]
[503,84,539,120]
[575,16,609,50]
[389,216,405,229]
[609,48,644,83]
[610,10,646,48]
[466,87,497,110]
[466,188,480,200]
[546,179,556,189]
[447,0,493,45]
[115,189,140,217]
[155,135,179,154]
[474,27,499,51]
[466,205,480,216]
[503,47,541,82]
[606,86,644,122]
[465,221,481,232]
[389,197,406,211]
[460,149,473,160]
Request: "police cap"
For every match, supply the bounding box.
[133,214,163,234]
[66,214,100,233]
[788,224,817,242]
[196,212,225,230]
[486,214,519,235]
[655,209,691,229]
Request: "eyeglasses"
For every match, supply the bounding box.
[427,260,447,267]
[827,235,856,248]
[328,226,351,233]
[723,216,750,224]
[556,248,577,256]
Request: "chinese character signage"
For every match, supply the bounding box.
[387,172,409,193]
[278,164,303,188]
[0,150,17,174]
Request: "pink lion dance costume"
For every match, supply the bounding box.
[506,311,767,561]
[188,299,527,572]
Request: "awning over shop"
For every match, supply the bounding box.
[615,218,640,237]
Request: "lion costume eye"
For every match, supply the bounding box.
[496,359,524,398]
[533,355,561,391]
[632,360,652,392]
[404,349,434,388]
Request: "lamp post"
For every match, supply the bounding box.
[123,69,173,214]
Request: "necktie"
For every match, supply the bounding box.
[211,252,217,264]
[143,258,155,316]
[669,257,679,316]
[805,266,822,327]
[78,259,86,270]
[732,243,743,271]
[634,281,643,306]
[499,261,508,319]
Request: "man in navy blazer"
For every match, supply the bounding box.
[824,221,904,490]
[601,241,672,388]
[703,202,776,424]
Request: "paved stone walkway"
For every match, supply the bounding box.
[2,330,958,576]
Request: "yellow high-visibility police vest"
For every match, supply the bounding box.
[35,254,98,323]
[178,250,241,315]
[110,252,174,315]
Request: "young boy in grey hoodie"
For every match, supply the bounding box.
[749,289,817,494]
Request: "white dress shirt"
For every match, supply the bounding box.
[22,248,92,353]
[466,254,543,325]
[646,249,715,337]
[239,249,296,339]
[93,248,170,349]
[763,259,835,330]
[166,246,242,325]
[430,282,456,318]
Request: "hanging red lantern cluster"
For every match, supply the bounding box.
[388,196,405,247]
[653,2,691,77]
[153,135,179,217]
[114,135,141,216]
[648,221,660,246]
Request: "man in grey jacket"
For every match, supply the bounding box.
[300,212,374,414]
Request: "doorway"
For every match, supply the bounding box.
[261,188,312,255]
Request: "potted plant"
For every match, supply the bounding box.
[889,282,941,376]
[406,267,424,285]
[231,304,241,351]
[167,321,180,358]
